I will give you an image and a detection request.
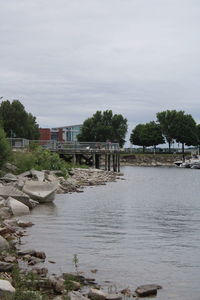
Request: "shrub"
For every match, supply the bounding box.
[11,147,70,176]
[0,127,11,168]
[12,152,36,173]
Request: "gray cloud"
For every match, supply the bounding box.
[1,0,200,144]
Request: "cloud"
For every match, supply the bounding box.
[1,0,200,142]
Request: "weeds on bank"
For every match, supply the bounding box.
[11,147,71,177]
[73,254,79,274]
[1,266,48,300]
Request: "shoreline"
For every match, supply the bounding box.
[0,166,163,298]
[0,168,134,299]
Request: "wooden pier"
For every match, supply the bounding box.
[8,139,121,172]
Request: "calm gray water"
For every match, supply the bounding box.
[20,166,200,299]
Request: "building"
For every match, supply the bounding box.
[39,128,51,140]
[39,124,82,142]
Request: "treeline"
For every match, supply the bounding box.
[0,99,199,159]
[78,109,200,153]
[0,99,40,168]
[0,99,40,140]
[130,110,200,153]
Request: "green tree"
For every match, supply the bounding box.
[144,121,165,150]
[0,127,11,168]
[130,124,147,152]
[130,122,164,152]
[196,124,200,152]
[0,99,39,139]
[156,110,178,153]
[77,110,128,147]
[173,111,197,154]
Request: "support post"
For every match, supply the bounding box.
[73,154,76,165]
[92,153,96,168]
[113,153,117,172]
[108,154,111,171]
[105,153,108,171]
[117,153,120,172]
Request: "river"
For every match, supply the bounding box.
[20,166,200,299]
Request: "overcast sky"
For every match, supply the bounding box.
[1,0,200,143]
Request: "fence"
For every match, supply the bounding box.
[8,139,119,152]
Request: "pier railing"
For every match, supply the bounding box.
[8,138,119,152]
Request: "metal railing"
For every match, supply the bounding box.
[8,139,120,152]
[7,138,29,149]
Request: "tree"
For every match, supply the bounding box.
[130,124,147,152]
[156,110,179,153]
[0,127,11,168]
[0,99,39,139]
[130,122,164,152]
[173,111,197,154]
[144,121,165,150]
[77,110,128,147]
[196,124,200,152]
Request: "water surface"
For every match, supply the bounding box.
[20,166,200,299]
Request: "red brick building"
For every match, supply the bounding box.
[39,128,51,140]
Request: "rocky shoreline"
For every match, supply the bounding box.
[0,167,162,299]
[120,154,179,167]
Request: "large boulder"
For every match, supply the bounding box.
[6,197,30,216]
[0,185,32,208]
[0,173,18,182]
[0,236,9,251]
[22,181,57,203]
[0,279,15,297]
[88,289,122,300]
[135,284,162,297]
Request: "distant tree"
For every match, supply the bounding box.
[144,121,165,150]
[77,110,128,147]
[196,124,200,152]
[0,99,39,139]
[0,127,11,168]
[156,110,179,153]
[130,124,147,152]
[130,122,164,152]
[173,111,197,154]
[25,113,40,140]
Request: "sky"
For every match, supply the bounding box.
[1,0,200,144]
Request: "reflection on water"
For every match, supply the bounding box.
[20,166,200,300]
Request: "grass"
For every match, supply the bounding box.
[0,266,50,300]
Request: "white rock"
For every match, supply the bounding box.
[31,169,45,182]
[0,279,15,296]
[0,236,9,251]
[7,197,30,216]
[88,289,122,300]
[70,291,90,300]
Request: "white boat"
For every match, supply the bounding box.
[175,156,200,169]
[22,181,58,203]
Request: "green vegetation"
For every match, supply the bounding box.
[0,127,11,168]
[73,254,79,274]
[1,265,48,300]
[130,122,164,152]
[11,147,70,176]
[131,110,199,154]
[78,110,128,147]
[0,99,39,140]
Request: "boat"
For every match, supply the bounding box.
[22,181,58,203]
[174,155,200,169]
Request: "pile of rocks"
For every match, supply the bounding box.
[58,168,119,193]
